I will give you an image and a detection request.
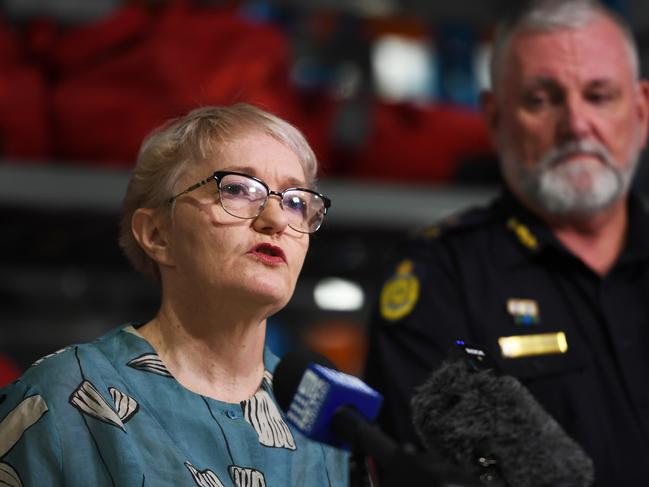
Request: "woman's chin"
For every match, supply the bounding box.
[240,277,294,310]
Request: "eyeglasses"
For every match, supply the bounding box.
[168,171,331,234]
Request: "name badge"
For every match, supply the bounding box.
[498,332,568,359]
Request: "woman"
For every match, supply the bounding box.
[0,104,347,486]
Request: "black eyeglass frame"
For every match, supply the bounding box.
[167,170,332,234]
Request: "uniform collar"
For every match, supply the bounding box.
[618,192,649,263]
[494,189,649,268]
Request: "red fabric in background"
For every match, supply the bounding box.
[0,19,51,160]
[48,1,303,166]
[0,1,495,182]
[341,101,494,182]
[0,354,21,387]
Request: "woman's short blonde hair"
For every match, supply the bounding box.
[118,103,318,281]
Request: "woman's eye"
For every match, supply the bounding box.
[286,195,308,214]
[222,183,248,196]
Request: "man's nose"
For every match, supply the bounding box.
[557,96,592,142]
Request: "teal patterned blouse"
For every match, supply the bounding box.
[0,324,348,486]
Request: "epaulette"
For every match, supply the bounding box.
[506,216,539,251]
[409,205,495,241]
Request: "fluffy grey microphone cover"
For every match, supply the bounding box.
[411,360,594,487]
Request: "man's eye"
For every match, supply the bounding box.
[587,91,616,104]
[523,93,550,110]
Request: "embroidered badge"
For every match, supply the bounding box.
[507,298,540,326]
[380,260,420,322]
[507,218,538,250]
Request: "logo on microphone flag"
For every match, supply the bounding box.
[285,364,383,449]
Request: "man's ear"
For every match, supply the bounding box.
[131,208,175,268]
[635,79,649,150]
[480,89,500,136]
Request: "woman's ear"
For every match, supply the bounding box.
[131,208,175,268]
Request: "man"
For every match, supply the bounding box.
[364,1,649,485]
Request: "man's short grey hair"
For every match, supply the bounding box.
[118,103,318,282]
[490,0,640,92]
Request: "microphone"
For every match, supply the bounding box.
[411,342,595,487]
[273,348,384,450]
[273,349,481,487]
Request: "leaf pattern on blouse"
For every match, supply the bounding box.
[0,395,48,487]
[241,388,296,450]
[0,462,22,487]
[109,387,139,424]
[69,381,139,430]
[127,354,173,378]
[185,461,225,487]
[0,394,48,457]
[228,465,266,487]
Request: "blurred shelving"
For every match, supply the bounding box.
[0,161,496,228]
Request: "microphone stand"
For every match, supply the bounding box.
[332,406,482,487]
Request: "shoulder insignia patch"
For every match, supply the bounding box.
[507,217,538,250]
[418,225,440,239]
[414,215,462,240]
[380,260,420,322]
[413,207,493,241]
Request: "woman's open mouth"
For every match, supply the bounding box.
[248,243,287,265]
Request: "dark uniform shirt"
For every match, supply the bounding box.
[364,190,649,486]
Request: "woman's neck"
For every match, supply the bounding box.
[138,299,267,403]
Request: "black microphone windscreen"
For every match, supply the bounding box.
[411,359,594,487]
[272,349,336,413]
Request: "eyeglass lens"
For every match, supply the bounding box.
[218,174,326,233]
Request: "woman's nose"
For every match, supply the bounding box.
[252,195,289,234]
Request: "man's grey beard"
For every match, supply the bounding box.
[504,140,638,216]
